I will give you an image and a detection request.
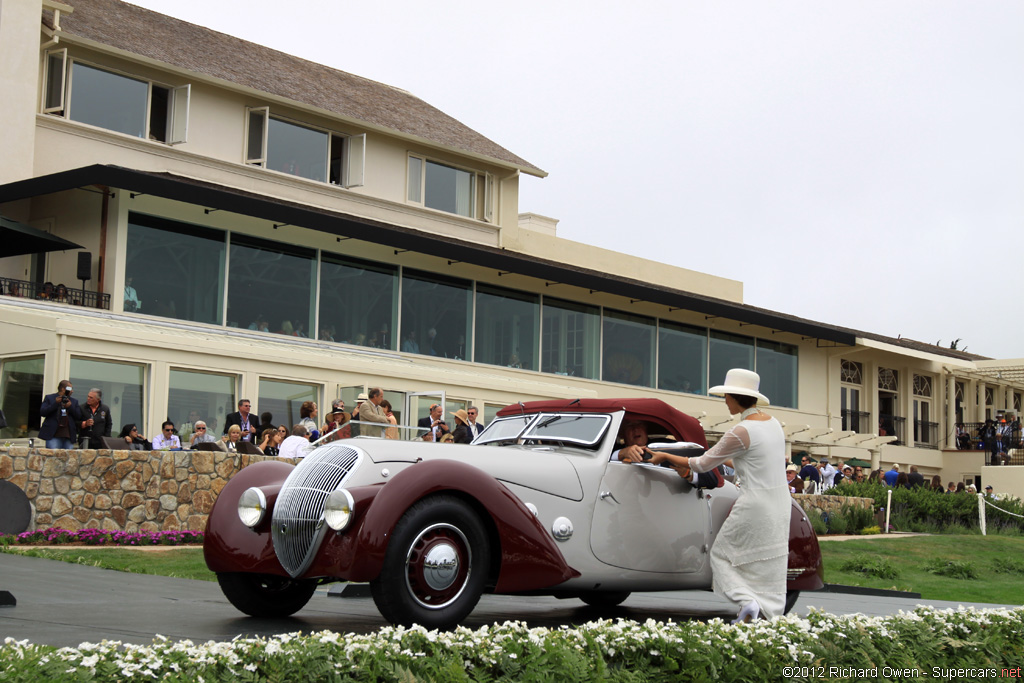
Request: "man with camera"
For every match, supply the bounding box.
[38,380,83,449]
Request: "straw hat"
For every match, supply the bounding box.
[786,464,798,473]
[708,369,770,405]
[329,410,351,426]
[356,392,369,402]
[450,409,470,426]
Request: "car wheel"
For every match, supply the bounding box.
[784,589,800,615]
[579,591,630,608]
[371,495,490,629]
[216,572,318,618]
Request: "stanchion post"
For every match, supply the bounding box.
[978,492,986,536]
[885,489,892,533]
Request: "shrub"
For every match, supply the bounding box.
[925,558,978,580]
[826,509,849,535]
[993,557,1024,575]
[830,481,1024,534]
[840,554,900,579]
[840,504,875,534]
[860,525,881,535]
[807,509,828,535]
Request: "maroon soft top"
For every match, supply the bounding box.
[496,398,707,448]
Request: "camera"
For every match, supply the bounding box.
[61,395,71,405]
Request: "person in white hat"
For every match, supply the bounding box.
[621,368,790,623]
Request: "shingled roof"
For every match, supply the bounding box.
[50,0,543,175]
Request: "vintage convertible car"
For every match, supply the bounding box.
[204,398,824,628]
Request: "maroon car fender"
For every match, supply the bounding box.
[350,459,580,591]
[787,499,825,591]
[203,460,295,576]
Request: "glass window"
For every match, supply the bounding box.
[425,161,474,217]
[258,379,319,432]
[658,321,707,395]
[0,356,44,439]
[709,331,754,389]
[318,253,397,349]
[167,369,236,442]
[126,213,226,324]
[756,339,797,408]
[68,62,148,137]
[483,402,504,428]
[266,117,328,182]
[70,358,146,435]
[542,298,599,379]
[602,309,655,387]
[400,269,471,359]
[474,285,538,370]
[228,235,316,338]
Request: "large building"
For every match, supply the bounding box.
[2,0,1022,494]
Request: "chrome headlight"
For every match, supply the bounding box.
[238,487,267,528]
[324,488,355,531]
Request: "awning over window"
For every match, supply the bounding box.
[0,165,857,345]
[0,214,84,258]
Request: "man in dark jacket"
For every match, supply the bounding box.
[907,465,926,488]
[78,388,113,449]
[223,398,260,443]
[38,379,83,449]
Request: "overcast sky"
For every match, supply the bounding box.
[131,0,1024,360]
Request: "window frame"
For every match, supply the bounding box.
[406,154,481,219]
[244,108,364,187]
[45,56,190,145]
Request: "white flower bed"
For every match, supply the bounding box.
[2,607,1022,681]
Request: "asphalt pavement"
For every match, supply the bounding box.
[0,552,1018,649]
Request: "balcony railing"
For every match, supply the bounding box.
[879,413,905,446]
[960,422,1023,451]
[914,420,939,449]
[841,409,871,434]
[0,277,110,310]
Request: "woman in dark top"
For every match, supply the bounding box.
[118,423,152,450]
[450,409,474,444]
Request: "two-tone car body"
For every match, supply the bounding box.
[204,398,823,628]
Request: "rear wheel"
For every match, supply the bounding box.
[784,590,800,615]
[579,591,630,608]
[371,495,490,629]
[217,572,317,618]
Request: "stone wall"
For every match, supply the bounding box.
[0,447,296,534]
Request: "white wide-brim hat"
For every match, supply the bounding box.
[708,368,770,405]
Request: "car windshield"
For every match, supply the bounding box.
[475,413,611,448]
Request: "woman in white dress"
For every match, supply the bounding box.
[621,369,790,622]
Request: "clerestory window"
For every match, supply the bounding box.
[43,50,189,144]
[245,107,364,187]
[407,155,492,220]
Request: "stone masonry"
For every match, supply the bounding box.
[0,447,297,534]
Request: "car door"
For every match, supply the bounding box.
[589,460,709,573]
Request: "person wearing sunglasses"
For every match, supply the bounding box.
[118,423,152,451]
[152,420,182,450]
[189,420,217,447]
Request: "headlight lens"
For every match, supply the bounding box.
[237,487,267,528]
[324,488,355,531]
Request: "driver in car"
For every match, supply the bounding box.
[615,420,723,489]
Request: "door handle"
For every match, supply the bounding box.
[599,490,619,504]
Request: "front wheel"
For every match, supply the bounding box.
[371,495,490,629]
[579,591,630,608]
[217,572,318,618]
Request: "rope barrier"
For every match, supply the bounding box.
[983,497,1024,519]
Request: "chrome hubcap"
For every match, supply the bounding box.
[422,543,460,591]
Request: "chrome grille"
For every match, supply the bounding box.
[271,444,362,577]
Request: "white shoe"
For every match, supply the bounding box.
[733,601,760,624]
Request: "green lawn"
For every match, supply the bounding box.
[1,546,215,582]
[819,533,1024,604]
[4,534,1024,605]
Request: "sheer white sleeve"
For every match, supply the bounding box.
[688,424,751,473]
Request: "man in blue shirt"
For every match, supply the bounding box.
[883,464,900,486]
